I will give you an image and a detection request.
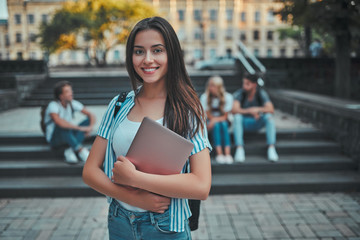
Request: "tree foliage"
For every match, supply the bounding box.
[275,0,360,99]
[38,0,157,66]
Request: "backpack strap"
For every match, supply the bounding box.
[114,91,128,118]
[240,87,263,107]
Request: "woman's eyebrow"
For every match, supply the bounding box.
[133,44,165,48]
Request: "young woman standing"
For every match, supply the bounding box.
[83,17,212,240]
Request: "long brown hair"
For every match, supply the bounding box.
[125,17,205,138]
[205,76,226,115]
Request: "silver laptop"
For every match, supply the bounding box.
[126,117,194,175]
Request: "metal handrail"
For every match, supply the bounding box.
[236,41,266,86]
[237,41,266,73]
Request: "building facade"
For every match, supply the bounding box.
[1,0,301,66]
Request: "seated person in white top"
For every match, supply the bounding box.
[200,76,234,164]
[43,81,96,164]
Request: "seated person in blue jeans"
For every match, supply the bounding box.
[201,76,234,164]
[232,73,279,162]
[43,81,96,164]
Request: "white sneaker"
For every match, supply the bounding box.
[78,148,90,162]
[224,155,234,164]
[268,146,279,162]
[64,148,78,164]
[215,155,226,164]
[234,147,245,162]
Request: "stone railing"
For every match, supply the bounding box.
[268,89,360,166]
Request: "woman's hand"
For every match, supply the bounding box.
[112,156,137,186]
[130,188,171,213]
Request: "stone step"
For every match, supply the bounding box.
[0,128,327,145]
[0,154,355,177]
[210,171,360,194]
[0,140,341,159]
[1,170,359,198]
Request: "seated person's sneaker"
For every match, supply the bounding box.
[215,155,226,164]
[78,148,90,162]
[225,155,234,164]
[234,147,245,162]
[267,146,279,162]
[64,148,78,164]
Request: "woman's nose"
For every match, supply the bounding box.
[144,51,154,64]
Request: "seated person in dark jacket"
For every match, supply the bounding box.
[232,73,279,162]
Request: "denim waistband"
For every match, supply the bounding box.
[109,199,170,225]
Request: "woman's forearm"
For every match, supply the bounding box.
[113,149,212,200]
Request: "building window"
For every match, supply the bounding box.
[30,52,36,59]
[267,48,273,57]
[255,11,261,23]
[209,27,216,40]
[253,30,259,41]
[177,27,186,41]
[241,12,246,22]
[280,48,286,57]
[210,49,216,59]
[15,14,21,24]
[42,14,48,23]
[71,51,76,60]
[178,10,185,21]
[16,33,22,43]
[58,52,63,61]
[29,33,36,42]
[114,50,120,61]
[226,28,233,40]
[194,9,202,21]
[254,49,259,57]
[240,32,246,41]
[267,31,273,41]
[194,49,202,60]
[194,28,202,40]
[209,9,217,21]
[226,9,233,22]
[293,49,299,57]
[5,34,9,46]
[267,10,275,23]
[27,14,35,24]
[17,52,23,60]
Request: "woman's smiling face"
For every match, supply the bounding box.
[132,29,168,85]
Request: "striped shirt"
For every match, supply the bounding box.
[97,90,212,232]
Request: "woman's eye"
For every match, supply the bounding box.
[134,49,144,55]
[154,48,163,54]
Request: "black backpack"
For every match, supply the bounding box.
[40,101,74,134]
[113,91,200,231]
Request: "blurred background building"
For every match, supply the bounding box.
[0,0,301,66]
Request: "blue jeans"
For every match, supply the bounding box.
[108,200,191,240]
[211,121,231,147]
[233,113,276,146]
[49,118,89,151]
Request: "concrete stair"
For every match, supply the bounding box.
[5,71,358,197]
[0,128,359,198]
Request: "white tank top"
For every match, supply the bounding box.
[112,116,163,212]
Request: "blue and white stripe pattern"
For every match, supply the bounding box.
[97,90,212,232]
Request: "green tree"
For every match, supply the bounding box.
[276,0,360,99]
[39,0,157,66]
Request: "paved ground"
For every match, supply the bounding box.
[1,193,360,240]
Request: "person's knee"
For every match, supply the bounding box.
[263,113,274,122]
[233,114,243,123]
